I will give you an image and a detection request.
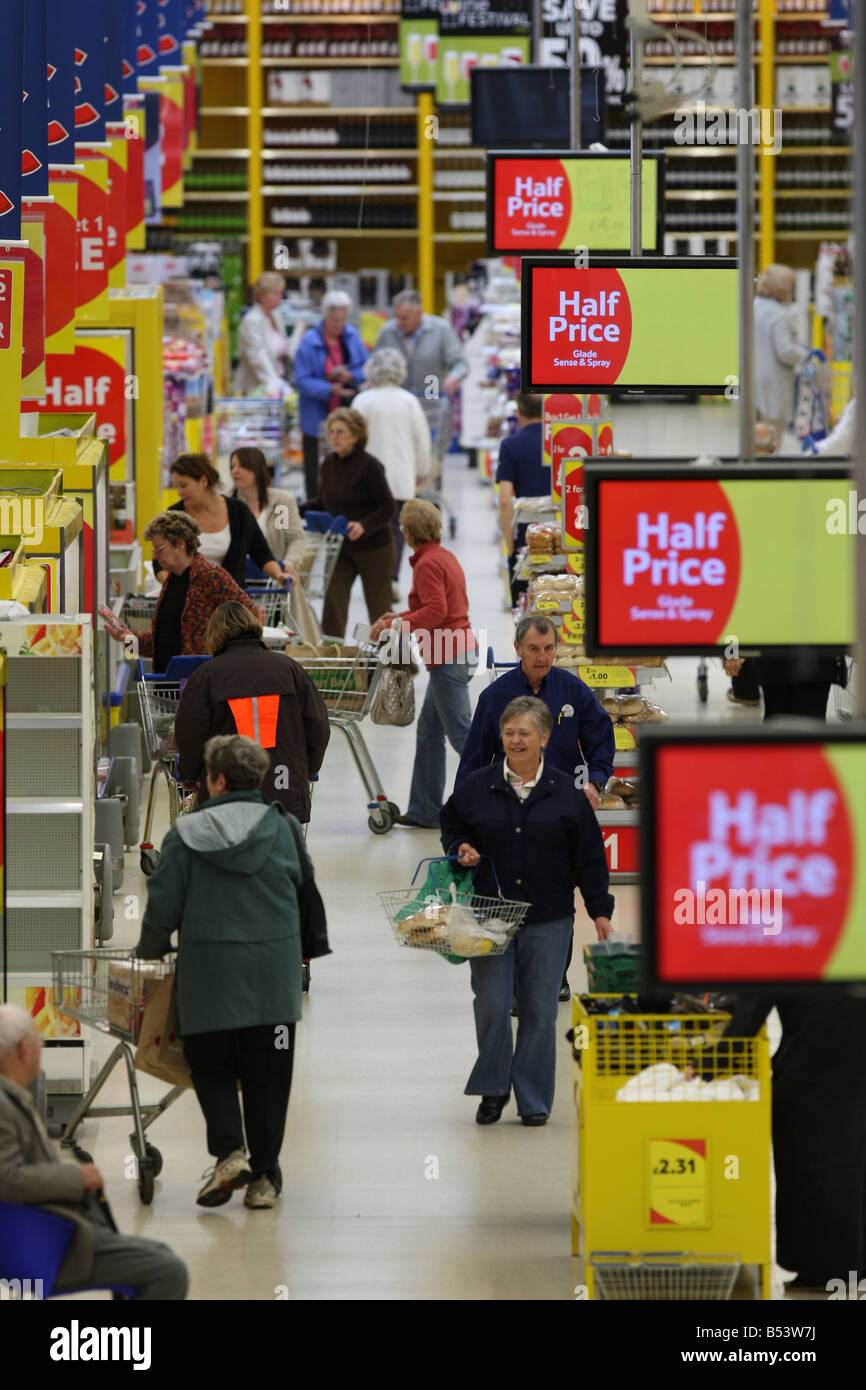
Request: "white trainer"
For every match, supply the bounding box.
[244,1175,278,1210]
[196,1150,252,1208]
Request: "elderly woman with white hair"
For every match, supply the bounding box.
[293,289,369,498]
[233,271,292,398]
[754,262,809,452]
[353,347,432,592]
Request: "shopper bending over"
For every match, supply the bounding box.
[101,512,261,671]
[0,1005,188,1298]
[370,499,476,829]
[304,407,395,638]
[230,444,320,643]
[440,697,613,1126]
[175,602,330,823]
[137,734,313,1211]
[293,290,369,499]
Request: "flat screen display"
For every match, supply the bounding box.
[520,257,739,394]
[488,151,663,255]
[641,727,866,989]
[583,461,854,655]
[470,66,606,147]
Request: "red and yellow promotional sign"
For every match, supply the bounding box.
[45,170,79,354]
[123,101,146,251]
[648,1139,708,1227]
[105,125,129,290]
[489,153,662,255]
[542,393,603,468]
[591,471,854,651]
[653,741,866,983]
[73,155,110,324]
[139,73,184,208]
[0,257,25,461]
[16,209,48,400]
[551,418,612,504]
[523,258,739,393]
[42,335,131,478]
[561,424,613,547]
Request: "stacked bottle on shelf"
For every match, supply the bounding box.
[265,160,412,181]
[187,161,250,190]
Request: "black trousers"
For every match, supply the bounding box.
[183,1024,296,1180]
[762,681,831,722]
[731,658,760,702]
[303,433,320,501]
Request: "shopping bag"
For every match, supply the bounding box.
[370,619,418,726]
[396,858,476,964]
[134,975,193,1089]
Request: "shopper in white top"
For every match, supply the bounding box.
[353,347,432,591]
[233,272,292,397]
[753,263,809,450]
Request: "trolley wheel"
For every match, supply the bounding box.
[145,1143,163,1177]
[302,962,311,993]
[140,846,160,876]
[137,1162,155,1206]
[697,673,709,704]
[449,517,457,538]
[386,801,400,818]
[72,1146,93,1164]
[368,806,393,835]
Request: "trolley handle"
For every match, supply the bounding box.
[410,854,507,898]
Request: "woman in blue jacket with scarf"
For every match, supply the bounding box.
[293,291,368,498]
[440,696,613,1128]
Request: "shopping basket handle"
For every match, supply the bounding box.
[410,854,504,895]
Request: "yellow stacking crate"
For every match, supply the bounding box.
[571,996,772,1301]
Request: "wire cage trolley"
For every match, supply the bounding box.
[290,642,399,833]
[119,583,294,635]
[134,661,200,875]
[379,856,529,959]
[571,996,772,1300]
[50,951,184,1206]
[295,530,345,609]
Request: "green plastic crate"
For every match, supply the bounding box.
[583,940,641,994]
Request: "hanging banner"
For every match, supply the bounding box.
[140,73,184,208]
[436,0,531,106]
[399,1,440,91]
[47,0,77,167]
[122,0,139,96]
[42,333,133,477]
[18,210,48,399]
[45,167,78,353]
[106,125,129,290]
[22,0,49,198]
[73,155,110,324]
[0,2,26,241]
[123,97,146,251]
[105,1,124,127]
[142,87,164,224]
[539,0,628,108]
[158,0,184,61]
[74,7,106,141]
[0,257,25,460]
[137,0,162,79]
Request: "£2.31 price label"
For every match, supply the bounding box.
[648,1138,708,1227]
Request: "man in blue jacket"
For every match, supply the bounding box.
[292,291,369,498]
[456,615,616,808]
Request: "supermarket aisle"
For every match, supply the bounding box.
[64,401,790,1302]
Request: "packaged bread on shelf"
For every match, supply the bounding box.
[606,777,639,806]
[602,695,669,726]
[526,522,562,556]
[598,793,627,810]
[528,572,583,606]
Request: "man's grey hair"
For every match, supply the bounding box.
[364,347,408,388]
[392,289,422,309]
[514,614,558,647]
[321,290,353,315]
[203,734,270,792]
[0,1004,39,1060]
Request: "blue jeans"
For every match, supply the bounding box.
[406,660,474,826]
[465,918,574,1118]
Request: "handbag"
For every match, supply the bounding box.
[285,815,332,960]
[370,619,418,726]
[134,975,193,1090]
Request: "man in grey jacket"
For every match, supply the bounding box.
[374,290,468,468]
[0,1004,187,1299]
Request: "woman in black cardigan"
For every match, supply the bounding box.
[153,453,290,588]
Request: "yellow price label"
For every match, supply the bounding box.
[566,553,584,575]
[577,665,635,688]
[614,725,636,750]
[534,599,560,611]
[529,553,553,566]
[648,1139,708,1228]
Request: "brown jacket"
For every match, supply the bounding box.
[0,1074,93,1289]
[174,637,331,822]
[138,553,261,660]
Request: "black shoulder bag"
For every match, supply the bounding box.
[284,813,332,960]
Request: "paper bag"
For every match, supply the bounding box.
[134,976,193,1090]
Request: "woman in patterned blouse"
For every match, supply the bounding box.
[101,512,261,671]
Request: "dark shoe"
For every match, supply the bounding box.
[558,982,571,1003]
[476,1094,510,1125]
[270,1164,283,1196]
[393,813,438,829]
[727,689,760,708]
[521,1113,548,1127]
[510,1001,518,1017]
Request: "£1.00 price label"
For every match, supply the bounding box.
[576,665,635,688]
[648,1139,708,1227]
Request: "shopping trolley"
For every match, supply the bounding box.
[119,582,294,635]
[214,395,292,484]
[291,642,399,833]
[50,950,185,1206]
[296,519,345,611]
[135,658,206,875]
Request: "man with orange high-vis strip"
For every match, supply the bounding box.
[175,604,330,825]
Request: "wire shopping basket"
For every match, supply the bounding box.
[379,856,529,961]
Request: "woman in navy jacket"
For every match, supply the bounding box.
[440,696,614,1127]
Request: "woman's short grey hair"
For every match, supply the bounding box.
[499,696,553,738]
[203,734,270,792]
[514,615,557,647]
[321,290,352,315]
[364,347,408,388]
[0,1004,39,1059]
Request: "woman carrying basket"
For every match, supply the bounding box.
[439,697,613,1128]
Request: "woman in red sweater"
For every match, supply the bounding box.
[371,498,477,828]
